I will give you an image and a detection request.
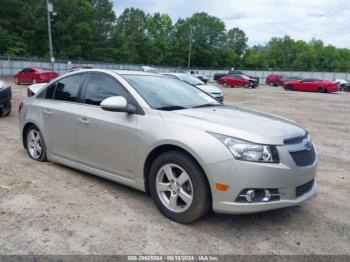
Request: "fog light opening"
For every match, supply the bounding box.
[246,190,255,202]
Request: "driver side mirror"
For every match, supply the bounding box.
[100,96,136,114]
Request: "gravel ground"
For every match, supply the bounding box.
[0,76,349,255]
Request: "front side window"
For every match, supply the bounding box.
[122,75,221,110]
[84,73,129,106]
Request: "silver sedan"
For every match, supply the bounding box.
[19,69,317,223]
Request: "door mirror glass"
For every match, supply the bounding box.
[100,96,136,113]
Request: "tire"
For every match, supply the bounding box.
[25,126,47,162]
[244,83,250,88]
[318,86,327,93]
[4,101,11,117]
[286,85,294,91]
[149,151,211,224]
[14,77,19,85]
[32,78,37,84]
[223,82,228,87]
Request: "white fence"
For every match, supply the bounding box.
[1,57,349,83]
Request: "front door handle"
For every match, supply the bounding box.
[78,117,90,125]
[43,110,52,115]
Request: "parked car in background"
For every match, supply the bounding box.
[284,78,338,93]
[142,66,159,74]
[69,65,94,72]
[334,79,350,92]
[214,70,260,85]
[19,69,317,223]
[265,74,287,86]
[218,74,258,88]
[14,67,58,85]
[0,80,12,117]
[280,76,302,86]
[189,70,209,83]
[162,73,224,102]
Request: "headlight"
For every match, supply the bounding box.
[210,133,279,163]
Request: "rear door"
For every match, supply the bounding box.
[38,73,86,161]
[76,72,138,178]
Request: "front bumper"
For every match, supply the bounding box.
[203,144,318,214]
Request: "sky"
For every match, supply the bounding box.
[112,0,350,48]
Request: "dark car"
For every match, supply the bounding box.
[214,70,260,85]
[69,65,94,72]
[0,80,12,117]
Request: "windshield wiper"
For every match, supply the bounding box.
[155,105,187,111]
[192,103,222,109]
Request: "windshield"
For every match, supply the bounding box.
[122,75,221,110]
[179,74,204,85]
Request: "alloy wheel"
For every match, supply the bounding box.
[27,129,42,160]
[156,163,193,213]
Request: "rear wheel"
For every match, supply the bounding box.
[14,77,19,85]
[244,83,250,88]
[223,82,228,87]
[32,78,37,84]
[25,126,47,162]
[4,101,11,116]
[149,151,211,224]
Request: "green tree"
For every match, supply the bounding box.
[227,27,248,57]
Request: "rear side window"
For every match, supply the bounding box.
[37,74,84,101]
[53,74,83,102]
[84,73,129,106]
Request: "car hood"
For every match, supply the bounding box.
[195,84,222,94]
[161,106,306,145]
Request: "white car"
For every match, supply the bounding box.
[334,79,350,91]
[162,73,224,102]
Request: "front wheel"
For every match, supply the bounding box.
[318,86,327,93]
[149,151,211,223]
[286,85,294,91]
[25,126,47,162]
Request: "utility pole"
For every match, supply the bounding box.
[187,26,193,69]
[47,0,54,69]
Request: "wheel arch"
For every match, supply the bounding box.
[143,144,211,199]
[22,122,40,148]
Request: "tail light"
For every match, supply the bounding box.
[19,102,24,114]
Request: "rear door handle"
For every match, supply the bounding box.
[78,117,90,125]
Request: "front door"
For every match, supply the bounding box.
[77,72,138,178]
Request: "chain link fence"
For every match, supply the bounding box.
[1,56,349,83]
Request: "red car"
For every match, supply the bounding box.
[218,75,256,88]
[283,78,338,93]
[265,74,285,86]
[14,67,59,85]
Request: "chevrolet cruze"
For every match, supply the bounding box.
[19,69,317,223]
